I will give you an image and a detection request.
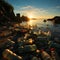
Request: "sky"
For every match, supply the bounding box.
[6,0,60,19]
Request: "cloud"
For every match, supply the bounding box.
[20,6,48,13]
[20,6,33,10]
[18,6,49,18]
[14,6,55,18]
[55,6,60,9]
[42,6,60,17]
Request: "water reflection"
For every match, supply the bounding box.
[21,19,60,33]
[27,19,53,28]
[27,20,33,26]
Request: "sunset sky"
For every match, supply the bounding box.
[6,0,60,19]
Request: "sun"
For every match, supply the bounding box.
[29,15,33,19]
[27,20,33,26]
[28,14,34,20]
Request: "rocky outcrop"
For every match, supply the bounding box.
[0,0,30,26]
[47,16,60,24]
[0,0,15,26]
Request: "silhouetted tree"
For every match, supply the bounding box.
[21,15,29,22]
[0,0,29,26]
[15,13,22,23]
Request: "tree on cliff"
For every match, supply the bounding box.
[0,0,29,26]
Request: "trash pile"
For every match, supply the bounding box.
[0,27,60,60]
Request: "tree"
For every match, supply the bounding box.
[21,15,29,22]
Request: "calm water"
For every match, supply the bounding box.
[21,19,60,32]
[28,20,60,31]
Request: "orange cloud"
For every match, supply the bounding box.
[14,6,54,19]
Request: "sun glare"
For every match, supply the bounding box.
[28,20,33,26]
[27,13,35,20]
[29,15,33,19]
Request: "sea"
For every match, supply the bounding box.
[21,19,60,33]
[27,19,60,40]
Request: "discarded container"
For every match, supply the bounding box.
[2,49,23,60]
[41,51,52,60]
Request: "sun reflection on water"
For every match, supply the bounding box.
[27,20,33,26]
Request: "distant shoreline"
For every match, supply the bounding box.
[47,16,60,24]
